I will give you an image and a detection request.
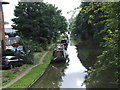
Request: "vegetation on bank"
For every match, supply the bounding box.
[70,2,119,88]
[2,1,67,89]
[2,52,44,86]
[8,48,53,88]
[11,2,67,64]
[2,64,32,86]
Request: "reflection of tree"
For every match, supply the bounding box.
[32,62,69,88]
[76,45,118,88]
[76,45,102,70]
[85,65,118,88]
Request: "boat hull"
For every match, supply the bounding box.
[51,57,66,63]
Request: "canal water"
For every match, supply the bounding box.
[31,40,87,88]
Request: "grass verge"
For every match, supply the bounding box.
[2,64,32,86]
[2,52,44,87]
[7,49,53,88]
[34,52,45,64]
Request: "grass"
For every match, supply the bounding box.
[34,52,45,64]
[7,50,53,88]
[2,64,32,86]
[2,52,45,87]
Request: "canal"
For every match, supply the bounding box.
[31,40,87,88]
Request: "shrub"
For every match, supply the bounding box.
[2,50,16,56]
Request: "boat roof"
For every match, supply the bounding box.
[54,49,64,51]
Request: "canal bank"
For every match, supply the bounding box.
[75,40,118,88]
[30,40,87,88]
[3,45,54,88]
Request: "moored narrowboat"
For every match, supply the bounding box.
[61,38,68,50]
[51,44,68,63]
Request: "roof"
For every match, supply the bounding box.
[54,48,64,52]
[0,0,9,4]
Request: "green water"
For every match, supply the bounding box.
[31,41,87,88]
[76,44,118,88]
[30,39,118,88]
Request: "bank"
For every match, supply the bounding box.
[2,45,54,88]
[71,36,118,88]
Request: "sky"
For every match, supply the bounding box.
[2,0,81,28]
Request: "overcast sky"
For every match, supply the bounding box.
[2,0,81,28]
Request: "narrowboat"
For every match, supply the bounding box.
[61,38,68,50]
[51,44,68,63]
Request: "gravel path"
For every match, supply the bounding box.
[2,45,53,89]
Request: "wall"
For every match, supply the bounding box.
[0,2,2,57]
[0,2,6,51]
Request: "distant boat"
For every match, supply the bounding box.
[61,38,69,50]
[51,44,68,63]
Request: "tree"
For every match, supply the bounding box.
[12,2,67,64]
[12,2,67,45]
[71,2,119,88]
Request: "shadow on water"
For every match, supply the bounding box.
[30,37,118,88]
[76,44,102,70]
[30,38,87,88]
[31,62,69,88]
[76,43,118,88]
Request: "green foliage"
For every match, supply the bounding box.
[12,2,67,64]
[2,64,32,86]
[2,50,16,56]
[8,50,53,88]
[12,2,67,45]
[5,33,18,37]
[71,2,119,87]
[18,39,35,64]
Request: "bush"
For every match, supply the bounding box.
[40,43,47,50]
[18,39,36,64]
[2,50,16,56]
[22,51,34,64]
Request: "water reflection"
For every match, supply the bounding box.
[76,44,102,70]
[61,45,87,88]
[31,62,69,88]
[31,43,87,88]
[76,44,118,88]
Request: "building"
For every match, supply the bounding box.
[0,24,1,56]
[0,1,9,54]
[5,28,16,34]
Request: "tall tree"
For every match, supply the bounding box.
[12,2,67,44]
[71,2,119,87]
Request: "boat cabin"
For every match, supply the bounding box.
[51,44,67,63]
[61,38,68,50]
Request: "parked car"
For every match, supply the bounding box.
[1,56,24,69]
[51,44,68,63]
[6,45,24,52]
[6,46,17,51]
[17,46,24,51]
